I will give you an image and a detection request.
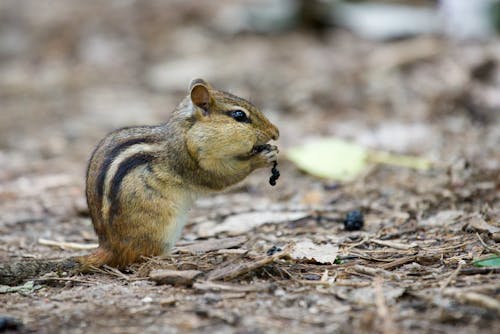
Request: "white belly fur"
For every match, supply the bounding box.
[161,192,195,253]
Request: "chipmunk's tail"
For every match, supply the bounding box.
[0,248,117,286]
[0,258,79,286]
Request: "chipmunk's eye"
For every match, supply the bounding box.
[228,110,250,123]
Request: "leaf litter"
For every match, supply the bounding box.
[1,2,499,333]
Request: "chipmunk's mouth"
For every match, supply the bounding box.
[237,143,271,160]
[250,143,271,156]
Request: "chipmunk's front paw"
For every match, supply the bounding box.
[252,144,278,168]
[262,145,278,164]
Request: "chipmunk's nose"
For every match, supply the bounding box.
[269,124,279,141]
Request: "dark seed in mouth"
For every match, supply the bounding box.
[253,144,271,154]
[269,161,280,186]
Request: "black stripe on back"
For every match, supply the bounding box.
[96,137,156,200]
[108,153,155,224]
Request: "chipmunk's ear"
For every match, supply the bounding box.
[189,78,213,115]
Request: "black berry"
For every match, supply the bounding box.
[269,161,280,186]
[344,210,364,231]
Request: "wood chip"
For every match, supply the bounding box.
[149,269,203,286]
[158,297,177,306]
[216,249,249,255]
[173,236,247,255]
[38,238,98,250]
[193,281,271,292]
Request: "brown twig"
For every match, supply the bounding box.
[476,233,500,256]
[439,261,464,292]
[207,245,291,281]
[374,277,398,334]
[353,265,401,281]
[380,256,417,270]
[34,277,95,285]
[370,239,418,250]
[443,290,500,312]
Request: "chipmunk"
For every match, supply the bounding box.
[81,79,279,269]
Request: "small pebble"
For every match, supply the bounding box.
[141,296,153,303]
[344,209,364,231]
[303,274,321,281]
[0,316,23,331]
[203,293,222,305]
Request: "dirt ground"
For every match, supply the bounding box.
[1,1,499,333]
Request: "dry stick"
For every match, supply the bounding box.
[380,251,443,270]
[103,265,133,281]
[476,233,500,256]
[335,280,371,287]
[443,290,500,313]
[38,238,98,250]
[193,281,271,293]
[425,240,473,252]
[208,245,291,281]
[370,239,418,250]
[439,261,464,292]
[459,267,500,275]
[353,265,401,281]
[346,251,394,262]
[344,236,370,252]
[373,277,398,334]
[295,280,332,286]
[34,277,95,285]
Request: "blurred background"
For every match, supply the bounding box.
[0,0,499,190]
[1,2,499,332]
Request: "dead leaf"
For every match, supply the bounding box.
[196,211,309,237]
[347,285,405,305]
[289,239,339,264]
[464,214,500,234]
[420,210,465,227]
[287,138,367,181]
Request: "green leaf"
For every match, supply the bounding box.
[286,137,432,181]
[368,150,431,170]
[287,138,368,181]
[472,255,500,268]
[0,280,42,294]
